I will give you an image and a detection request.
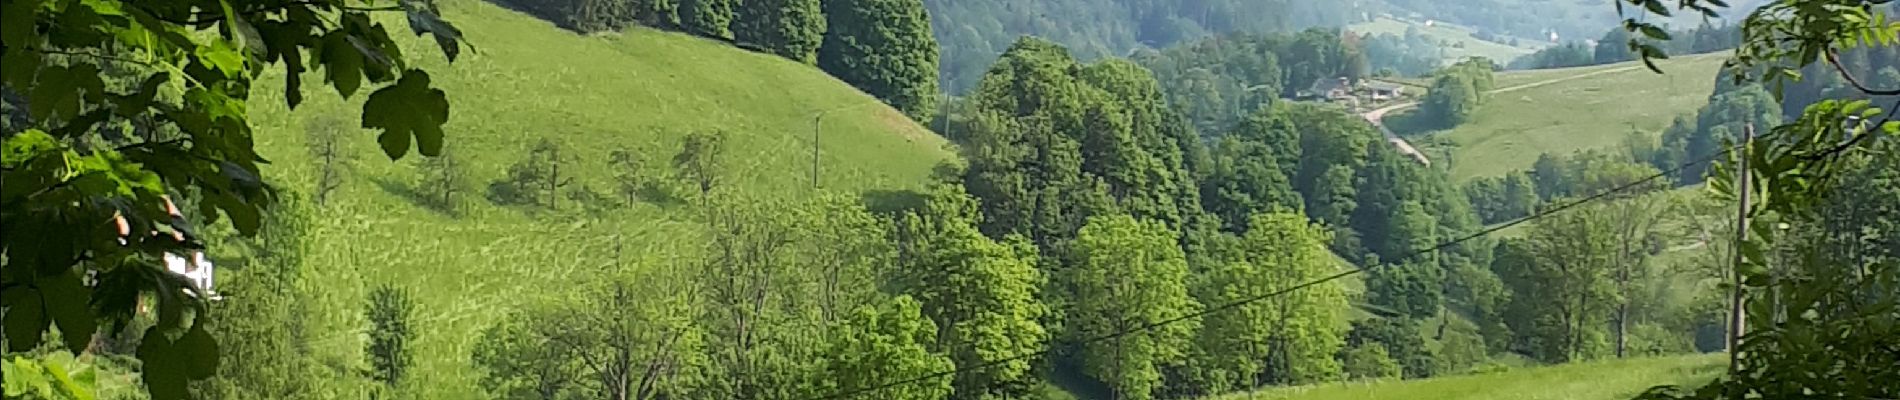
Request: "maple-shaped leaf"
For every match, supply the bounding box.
[362,69,449,160]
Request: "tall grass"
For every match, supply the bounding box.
[1216,354,1723,400]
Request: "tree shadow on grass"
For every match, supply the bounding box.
[1384,108,1448,137]
[634,182,690,212]
[861,189,926,216]
[370,176,462,218]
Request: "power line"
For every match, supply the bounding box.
[804,143,1741,400]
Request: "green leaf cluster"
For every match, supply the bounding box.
[2,0,464,397]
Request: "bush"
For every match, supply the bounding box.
[1341,343,1403,380]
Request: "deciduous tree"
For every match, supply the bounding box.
[818,0,939,121]
[892,184,1048,400]
[1067,214,1199,400]
[733,0,826,63]
[1192,212,1347,391]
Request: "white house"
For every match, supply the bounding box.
[164,250,218,299]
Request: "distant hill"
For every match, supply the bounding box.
[236,0,952,397]
[1386,53,1727,181]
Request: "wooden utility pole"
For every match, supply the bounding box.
[1725,123,1753,372]
[812,114,823,189]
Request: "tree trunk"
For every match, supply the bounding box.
[1614,303,1629,358]
[550,148,561,210]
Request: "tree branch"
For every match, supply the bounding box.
[31,48,159,68]
[1826,49,1900,96]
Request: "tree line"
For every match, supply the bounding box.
[1507,22,1742,70]
[924,0,1358,93]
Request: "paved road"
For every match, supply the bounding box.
[1359,63,1653,166]
[1364,101,1430,165]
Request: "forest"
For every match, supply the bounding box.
[2,0,1897,400]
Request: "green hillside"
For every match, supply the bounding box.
[1394,53,1727,181]
[1213,354,1723,400]
[236,1,951,397]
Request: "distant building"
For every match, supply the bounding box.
[1365,80,1406,100]
[1304,77,1354,100]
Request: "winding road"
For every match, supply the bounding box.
[1361,63,1651,165]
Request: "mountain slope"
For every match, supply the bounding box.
[233,0,953,397]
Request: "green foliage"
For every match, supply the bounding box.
[304,113,353,207]
[1066,214,1199,400]
[1352,148,1446,318]
[193,196,339,400]
[1,0,463,395]
[515,0,683,32]
[1359,29,1450,78]
[1339,343,1402,381]
[893,184,1048,400]
[470,311,586,400]
[1493,210,1619,363]
[1191,212,1349,393]
[811,296,955,400]
[1420,58,1494,128]
[1462,173,1539,224]
[924,0,1355,93]
[679,0,735,39]
[672,131,726,204]
[200,8,954,396]
[413,148,466,214]
[487,139,575,209]
[794,192,894,322]
[691,195,825,399]
[1504,23,1743,70]
[1666,83,1780,185]
[1218,354,1724,400]
[1133,29,1368,134]
[606,147,644,205]
[961,38,1198,253]
[818,0,940,121]
[472,277,703,400]
[1198,136,1300,232]
[365,285,416,389]
[732,0,826,63]
[3,350,142,400]
[1346,318,1436,380]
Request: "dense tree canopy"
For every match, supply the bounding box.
[893,184,1050,400]
[1067,214,1200,400]
[1132,29,1368,134]
[1189,212,1348,391]
[925,0,1357,93]
[818,0,940,121]
[961,38,1200,254]
[1419,58,1495,128]
[732,0,827,63]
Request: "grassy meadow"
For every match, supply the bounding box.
[227,0,952,397]
[1391,53,1727,181]
[1214,354,1724,400]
